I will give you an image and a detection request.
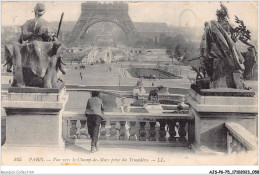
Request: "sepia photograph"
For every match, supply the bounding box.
[0,0,259,174]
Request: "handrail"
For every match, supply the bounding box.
[225,122,258,151]
[66,88,132,98]
[65,84,190,91]
[63,110,193,122]
[66,87,185,99]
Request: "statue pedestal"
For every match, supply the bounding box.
[186,87,257,153]
[2,86,68,150]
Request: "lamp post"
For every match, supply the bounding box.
[179,61,182,76]
[119,74,121,87]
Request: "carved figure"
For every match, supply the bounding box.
[199,4,257,89]
[18,3,55,43]
[4,3,66,88]
[6,41,65,88]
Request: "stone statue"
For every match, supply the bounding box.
[4,3,66,88]
[199,4,257,89]
[18,3,56,43]
[6,41,65,88]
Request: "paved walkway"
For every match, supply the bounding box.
[60,64,191,88]
[2,142,257,166]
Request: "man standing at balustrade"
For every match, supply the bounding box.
[85,91,104,153]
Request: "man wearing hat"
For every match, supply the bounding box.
[18,3,56,43]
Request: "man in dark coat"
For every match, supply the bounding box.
[85,91,104,153]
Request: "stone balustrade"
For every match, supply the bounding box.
[225,122,258,154]
[187,86,258,153]
[63,110,194,147]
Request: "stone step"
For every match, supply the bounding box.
[67,138,190,147]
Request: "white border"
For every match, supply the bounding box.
[0,0,259,174]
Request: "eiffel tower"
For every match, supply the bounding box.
[66,2,139,46]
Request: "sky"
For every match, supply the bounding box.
[1,1,258,31]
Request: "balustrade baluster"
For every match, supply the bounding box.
[78,120,89,139]
[178,121,187,142]
[188,120,195,145]
[119,121,127,140]
[149,122,156,141]
[230,136,247,153]
[158,120,167,142]
[62,119,69,140]
[129,121,137,141]
[99,121,107,140]
[167,120,176,142]
[230,137,238,153]
[69,120,78,139]
[236,143,244,153]
[139,122,146,141]
[241,144,248,153]
[227,131,232,154]
[110,121,118,140]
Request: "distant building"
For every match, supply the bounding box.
[2,21,207,46]
[49,21,172,43]
[142,49,169,61]
[134,22,169,33]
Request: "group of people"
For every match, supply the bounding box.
[132,79,171,105]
